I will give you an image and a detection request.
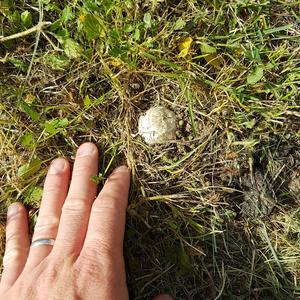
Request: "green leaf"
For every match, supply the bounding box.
[0,0,14,17]
[42,54,70,70]
[44,118,69,134]
[61,6,73,24]
[49,19,61,31]
[200,42,223,69]
[91,173,105,184]
[11,11,20,28]
[84,95,92,108]
[232,139,260,149]
[55,118,69,127]
[200,42,217,54]
[17,158,42,178]
[8,58,27,72]
[247,66,264,85]
[83,0,100,12]
[19,101,40,121]
[174,18,186,31]
[55,29,70,41]
[21,10,32,29]
[24,186,43,204]
[187,218,204,234]
[44,123,56,134]
[124,24,134,33]
[244,48,261,63]
[263,24,293,35]
[20,131,34,148]
[243,118,256,129]
[224,209,237,220]
[110,43,131,62]
[143,12,152,29]
[80,13,105,40]
[133,27,140,41]
[63,39,83,59]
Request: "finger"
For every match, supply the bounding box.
[0,203,29,294]
[81,166,130,260]
[53,143,99,255]
[24,158,70,270]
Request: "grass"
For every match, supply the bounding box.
[0,0,300,299]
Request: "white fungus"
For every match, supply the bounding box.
[138,106,177,144]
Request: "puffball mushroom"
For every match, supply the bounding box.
[138,106,177,144]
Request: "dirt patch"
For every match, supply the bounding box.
[289,168,300,199]
[241,170,276,218]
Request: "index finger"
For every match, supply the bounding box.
[80,166,131,258]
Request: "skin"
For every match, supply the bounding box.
[0,143,172,300]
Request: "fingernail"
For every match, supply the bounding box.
[7,203,20,218]
[112,165,129,173]
[49,158,66,174]
[77,143,96,157]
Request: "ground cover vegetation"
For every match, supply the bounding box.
[0,0,300,299]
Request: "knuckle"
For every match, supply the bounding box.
[43,264,59,281]
[72,162,93,177]
[83,238,116,260]
[62,196,91,214]
[43,181,62,196]
[75,253,104,280]
[6,231,24,244]
[75,250,118,287]
[34,214,60,236]
[93,196,119,212]
[40,256,72,280]
[77,252,102,271]
[3,248,27,266]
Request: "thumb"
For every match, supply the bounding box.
[153,294,174,300]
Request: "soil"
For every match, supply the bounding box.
[241,170,276,218]
[289,168,300,199]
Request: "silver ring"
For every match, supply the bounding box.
[31,239,55,248]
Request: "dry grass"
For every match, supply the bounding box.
[1,0,300,299]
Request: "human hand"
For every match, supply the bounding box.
[0,143,131,299]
